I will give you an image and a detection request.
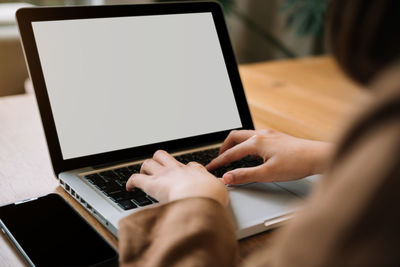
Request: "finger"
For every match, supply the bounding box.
[140,159,164,175]
[206,139,256,170]
[187,161,205,169]
[153,150,183,167]
[219,130,255,155]
[126,173,154,192]
[222,163,273,185]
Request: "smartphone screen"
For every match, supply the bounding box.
[0,194,118,266]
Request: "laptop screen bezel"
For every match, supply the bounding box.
[16,2,254,175]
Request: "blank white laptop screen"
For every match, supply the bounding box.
[31,12,242,160]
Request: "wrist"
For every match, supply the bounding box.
[309,141,334,174]
[169,183,229,207]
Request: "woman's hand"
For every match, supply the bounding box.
[126,150,229,207]
[206,129,333,185]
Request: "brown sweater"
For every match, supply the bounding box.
[118,68,400,267]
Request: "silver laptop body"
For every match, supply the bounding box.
[17,2,320,240]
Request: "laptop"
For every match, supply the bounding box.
[16,2,320,239]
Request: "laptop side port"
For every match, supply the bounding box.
[92,209,109,226]
[65,184,70,192]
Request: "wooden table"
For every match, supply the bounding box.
[0,56,369,265]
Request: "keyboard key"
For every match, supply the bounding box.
[130,188,146,197]
[101,182,123,194]
[108,191,128,202]
[118,200,137,210]
[103,188,123,196]
[132,196,153,207]
[174,148,219,165]
[127,164,141,174]
[94,184,109,191]
[174,155,186,164]
[115,179,127,187]
[210,167,229,178]
[99,170,119,181]
[109,191,137,202]
[85,173,106,185]
[114,167,132,180]
[206,148,219,158]
[147,195,158,203]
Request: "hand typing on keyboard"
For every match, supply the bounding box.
[85,145,263,211]
[123,129,332,207]
[206,129,333,185]
[126,150,229,207]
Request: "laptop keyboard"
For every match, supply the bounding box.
[84,147,263,211]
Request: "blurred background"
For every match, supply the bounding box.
[0,0,327,97]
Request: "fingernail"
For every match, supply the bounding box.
[222,173,233,184]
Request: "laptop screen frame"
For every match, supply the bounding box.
[16,2,254,175]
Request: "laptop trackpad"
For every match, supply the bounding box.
[227,182,301,231]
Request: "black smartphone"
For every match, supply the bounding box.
[0,193,118,267]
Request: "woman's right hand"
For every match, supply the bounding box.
[206,129,334,185]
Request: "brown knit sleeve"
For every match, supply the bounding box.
[118,197,239,267]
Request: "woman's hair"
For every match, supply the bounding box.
[328,0,400,84]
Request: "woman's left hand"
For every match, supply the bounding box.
[126,150,229,207]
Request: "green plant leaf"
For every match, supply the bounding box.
[281,0,327,37]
